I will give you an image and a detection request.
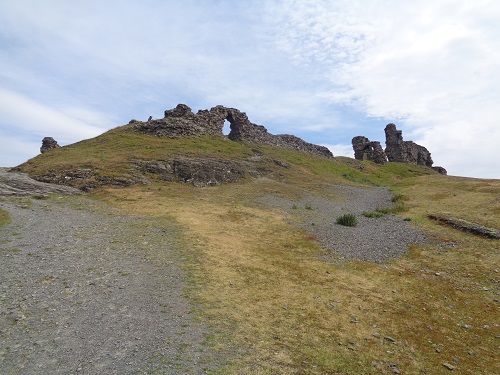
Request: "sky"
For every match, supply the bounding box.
[1,0,499,179]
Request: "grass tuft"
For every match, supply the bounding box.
[336,213,358,226]
[363,211,385,218]
[375,206,392,215]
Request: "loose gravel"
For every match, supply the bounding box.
[0,169,223,374]
[258,185,429,263]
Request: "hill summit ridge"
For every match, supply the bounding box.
[133,104,333,158]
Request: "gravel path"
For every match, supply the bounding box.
[0,170,222,374]
[258,185,429,263]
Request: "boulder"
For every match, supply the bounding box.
[432,166,447,175]
[40,137,60,154]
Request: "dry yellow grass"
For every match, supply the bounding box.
[95,172,499,374]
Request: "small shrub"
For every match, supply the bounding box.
[403,217,412,221]
[292,204,298,209]
[363,211,385,218]
[336,213,358,227]
[305,204,313,210]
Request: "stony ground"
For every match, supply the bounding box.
[0,169,222,374]
[258,185,429,263]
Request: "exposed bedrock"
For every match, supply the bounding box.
[40,137,60,154]
[135,104,333,158]
[352,124,447,174]
[384,124,433,167]
[351,136,387,164]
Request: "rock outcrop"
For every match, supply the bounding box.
[351,136,387,164]
[431,166,447,175]
[40,137,60,154]
[135,104,333,158]
[384,124,433,167]
[352,124,447,174]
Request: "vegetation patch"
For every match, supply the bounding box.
[363,211,385,218]
[375,206,392,215]
[32,194,49,200]
[0,208,10,227]
[336,213,358,227]
[391,201,409,213]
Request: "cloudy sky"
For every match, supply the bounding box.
[1,0,499,178]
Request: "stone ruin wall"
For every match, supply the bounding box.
[134,104,333,158]
[351,136,387,165]
[352,123,447,174]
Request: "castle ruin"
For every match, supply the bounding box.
[352,124,447,174]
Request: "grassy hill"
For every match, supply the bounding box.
[15,124,500,374]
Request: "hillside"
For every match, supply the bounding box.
[3,117,500,374]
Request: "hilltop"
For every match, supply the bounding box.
[1,105,499,374]
[14,103,444,192]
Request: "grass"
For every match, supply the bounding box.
[16,124,436,192]
[336,213,358,226]
[376,206,392,215]
[363,211,385,218]
[0,208,10,227]
[18,126,500,374]
[96,173,500,374]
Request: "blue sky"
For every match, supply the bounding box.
[1,0,499,178]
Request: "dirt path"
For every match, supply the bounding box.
[0,170,222,374]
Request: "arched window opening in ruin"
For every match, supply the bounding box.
[222,120,231,136]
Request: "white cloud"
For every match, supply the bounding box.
[323,143,353,158]
[0,88,110,143]
[0,133,40,167]
[1,1,499,178]
[271,0,500,178]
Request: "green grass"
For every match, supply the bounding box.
[16,126,254,185]
[0,208,10,227]
[363,211,385,218]
[375,206,392,215]
[336,213,358,226]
